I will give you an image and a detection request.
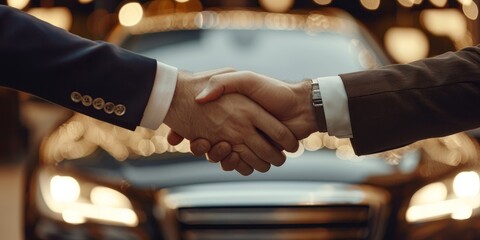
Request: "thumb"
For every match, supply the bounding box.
[195,71,255,104]
[195,83,225,104]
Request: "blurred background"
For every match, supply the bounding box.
[0,0,479,239]
[1,0,478,57]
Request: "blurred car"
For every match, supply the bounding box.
[24,8,480,240]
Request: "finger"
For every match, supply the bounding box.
[244,134,287,167]
[221,152,254,176]
[189,138,212,156]
[220,152,241,171]
[167,130,184,145]
[196,71,259,104]
[234,160,255,176]
[207,141,232,163]
[233,144,271,173]
[252,108,299,153]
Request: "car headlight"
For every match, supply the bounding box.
[406,171,480,223]
[36,169,138,227]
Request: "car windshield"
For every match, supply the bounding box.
[122,29,380,81]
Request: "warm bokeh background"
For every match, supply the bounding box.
[1,0,478,60]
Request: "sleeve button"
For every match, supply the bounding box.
[93,98,105,110]
[71,92,82,103]
[82,95,93,106]
[114,104,126,116]
[104,102,115,114]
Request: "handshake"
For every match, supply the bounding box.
[163,68,323,176]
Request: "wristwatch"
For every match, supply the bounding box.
[310,78,327,132]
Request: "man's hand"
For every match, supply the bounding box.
[188,71,320,171]
[163,69,299,175]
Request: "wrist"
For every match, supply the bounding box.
[309,78,328,133]
[292,80,321,135]
[163,71,191,128]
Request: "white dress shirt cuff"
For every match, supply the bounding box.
[316,76,353,138]
[140,61,178,130]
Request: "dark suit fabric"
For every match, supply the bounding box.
[0,5,157,130]
[340,45,480,155]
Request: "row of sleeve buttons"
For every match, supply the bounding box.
[70,91,126,116]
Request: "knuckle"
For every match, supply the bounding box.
[212,142,231,158]
[191,142,209,156]
[232,144,247,154]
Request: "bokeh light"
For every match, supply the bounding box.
[360,0,381,10]
[453,171,480,198]
[429,0,447,7]
[313,0,332,5]
[119,2,144,27]
[421,9,467,41]
[457,0,473,5]
[463,1,479,20]
[259,0,295,13]
[27,7,72,30]
[90,186,132,208]
[451,205,473,220]
[398,0,415,7]
[398,0,424,7]
[384,27,429,63]
[50,175,80,203]
[6,0,29,9]
[62,210,86,224]
[78,0,93,4]
[410,182,448,206]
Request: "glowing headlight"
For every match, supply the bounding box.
[37,169,138,227]
[453,171,480,197]
[406,171,480,223]
[50,175,80,203]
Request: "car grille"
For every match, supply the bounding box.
[156,182,389,240]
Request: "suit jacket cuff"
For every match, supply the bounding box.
[316,76,353,138]
[140,61,178,129]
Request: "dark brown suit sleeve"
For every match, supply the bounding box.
[0,5,157,130]
[339,45,480,155]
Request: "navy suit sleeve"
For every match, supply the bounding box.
[340,45,480,155]
[0,5,158,130]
